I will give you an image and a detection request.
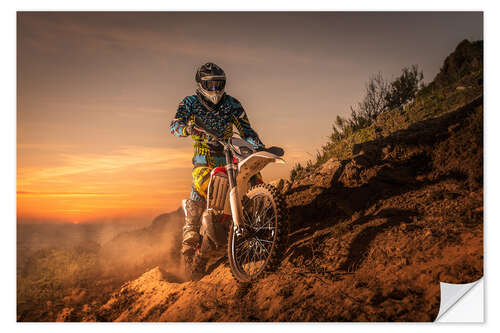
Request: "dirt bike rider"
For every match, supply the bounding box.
[169,62,265,264]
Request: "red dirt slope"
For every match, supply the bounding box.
[82,96,482,322]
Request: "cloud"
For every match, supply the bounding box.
[19,145,193,187]
[17,144,194,221]
[19,13,355,69]
[113,107,171,119]
[17,191,125,198]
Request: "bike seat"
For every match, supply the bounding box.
[260,146,284,157]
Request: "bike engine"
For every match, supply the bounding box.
[207,170,229,211]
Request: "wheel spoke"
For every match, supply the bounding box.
[260,202,272,222]
[237,244,250,264]
[245,241,253,259]
[255,239,268,257]
[243,208,252,226]
[235,241,247,256]
[242,247,251,265]
[255,216,276,232]
[252,197,258,222]
[255,238,271,256]
[255,238,273,244]
[254,196,266,224]
[235,241,248,259]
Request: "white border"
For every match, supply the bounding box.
[3,1,497,332]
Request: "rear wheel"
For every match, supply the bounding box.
[227,184,288,283]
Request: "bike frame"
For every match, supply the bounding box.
[194,121,284,233]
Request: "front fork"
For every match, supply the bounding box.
[225,149,243,234]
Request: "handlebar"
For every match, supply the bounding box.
[191,117,224,142]
[190,116,285,157]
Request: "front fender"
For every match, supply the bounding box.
[236,151,285,199]
[222,152,285,216]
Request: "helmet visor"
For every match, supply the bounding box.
[201,79,226,92]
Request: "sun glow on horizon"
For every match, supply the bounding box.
[17,145,196,223]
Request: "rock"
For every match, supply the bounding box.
[315,159,343,188]
[350,211,362,222]
[64,288,87,305]
[339,161,362,187]
[352,154,368,167]
[269,178,285,192]
[290,175,312,189]
[381,145,392,157]
[82,304,91,313]
[288,158,343,191]
[56,307,74,322]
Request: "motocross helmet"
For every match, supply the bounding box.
[195,62,226,105]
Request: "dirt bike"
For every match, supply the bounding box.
[183,118,288,283]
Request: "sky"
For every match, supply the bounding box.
[16,11,483,224]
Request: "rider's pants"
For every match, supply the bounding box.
[190,153,226,203]
[189,153,263,202]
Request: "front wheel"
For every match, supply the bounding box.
[227,183,288,283]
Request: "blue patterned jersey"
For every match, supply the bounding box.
[170,94,264,158]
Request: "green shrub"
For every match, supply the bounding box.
[289,40,483,182]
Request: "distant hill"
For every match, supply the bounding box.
[98,208,185,281]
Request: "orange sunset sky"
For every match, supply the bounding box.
[17,12,483,224]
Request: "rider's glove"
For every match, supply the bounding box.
[185,123,204,138]
[185,123,194,136]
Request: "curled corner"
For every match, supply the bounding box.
[435,278,483,322]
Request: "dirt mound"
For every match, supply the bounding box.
[95,266,237,321]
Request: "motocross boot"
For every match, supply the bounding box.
[181,199,204,257]
[191,253,209,281]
